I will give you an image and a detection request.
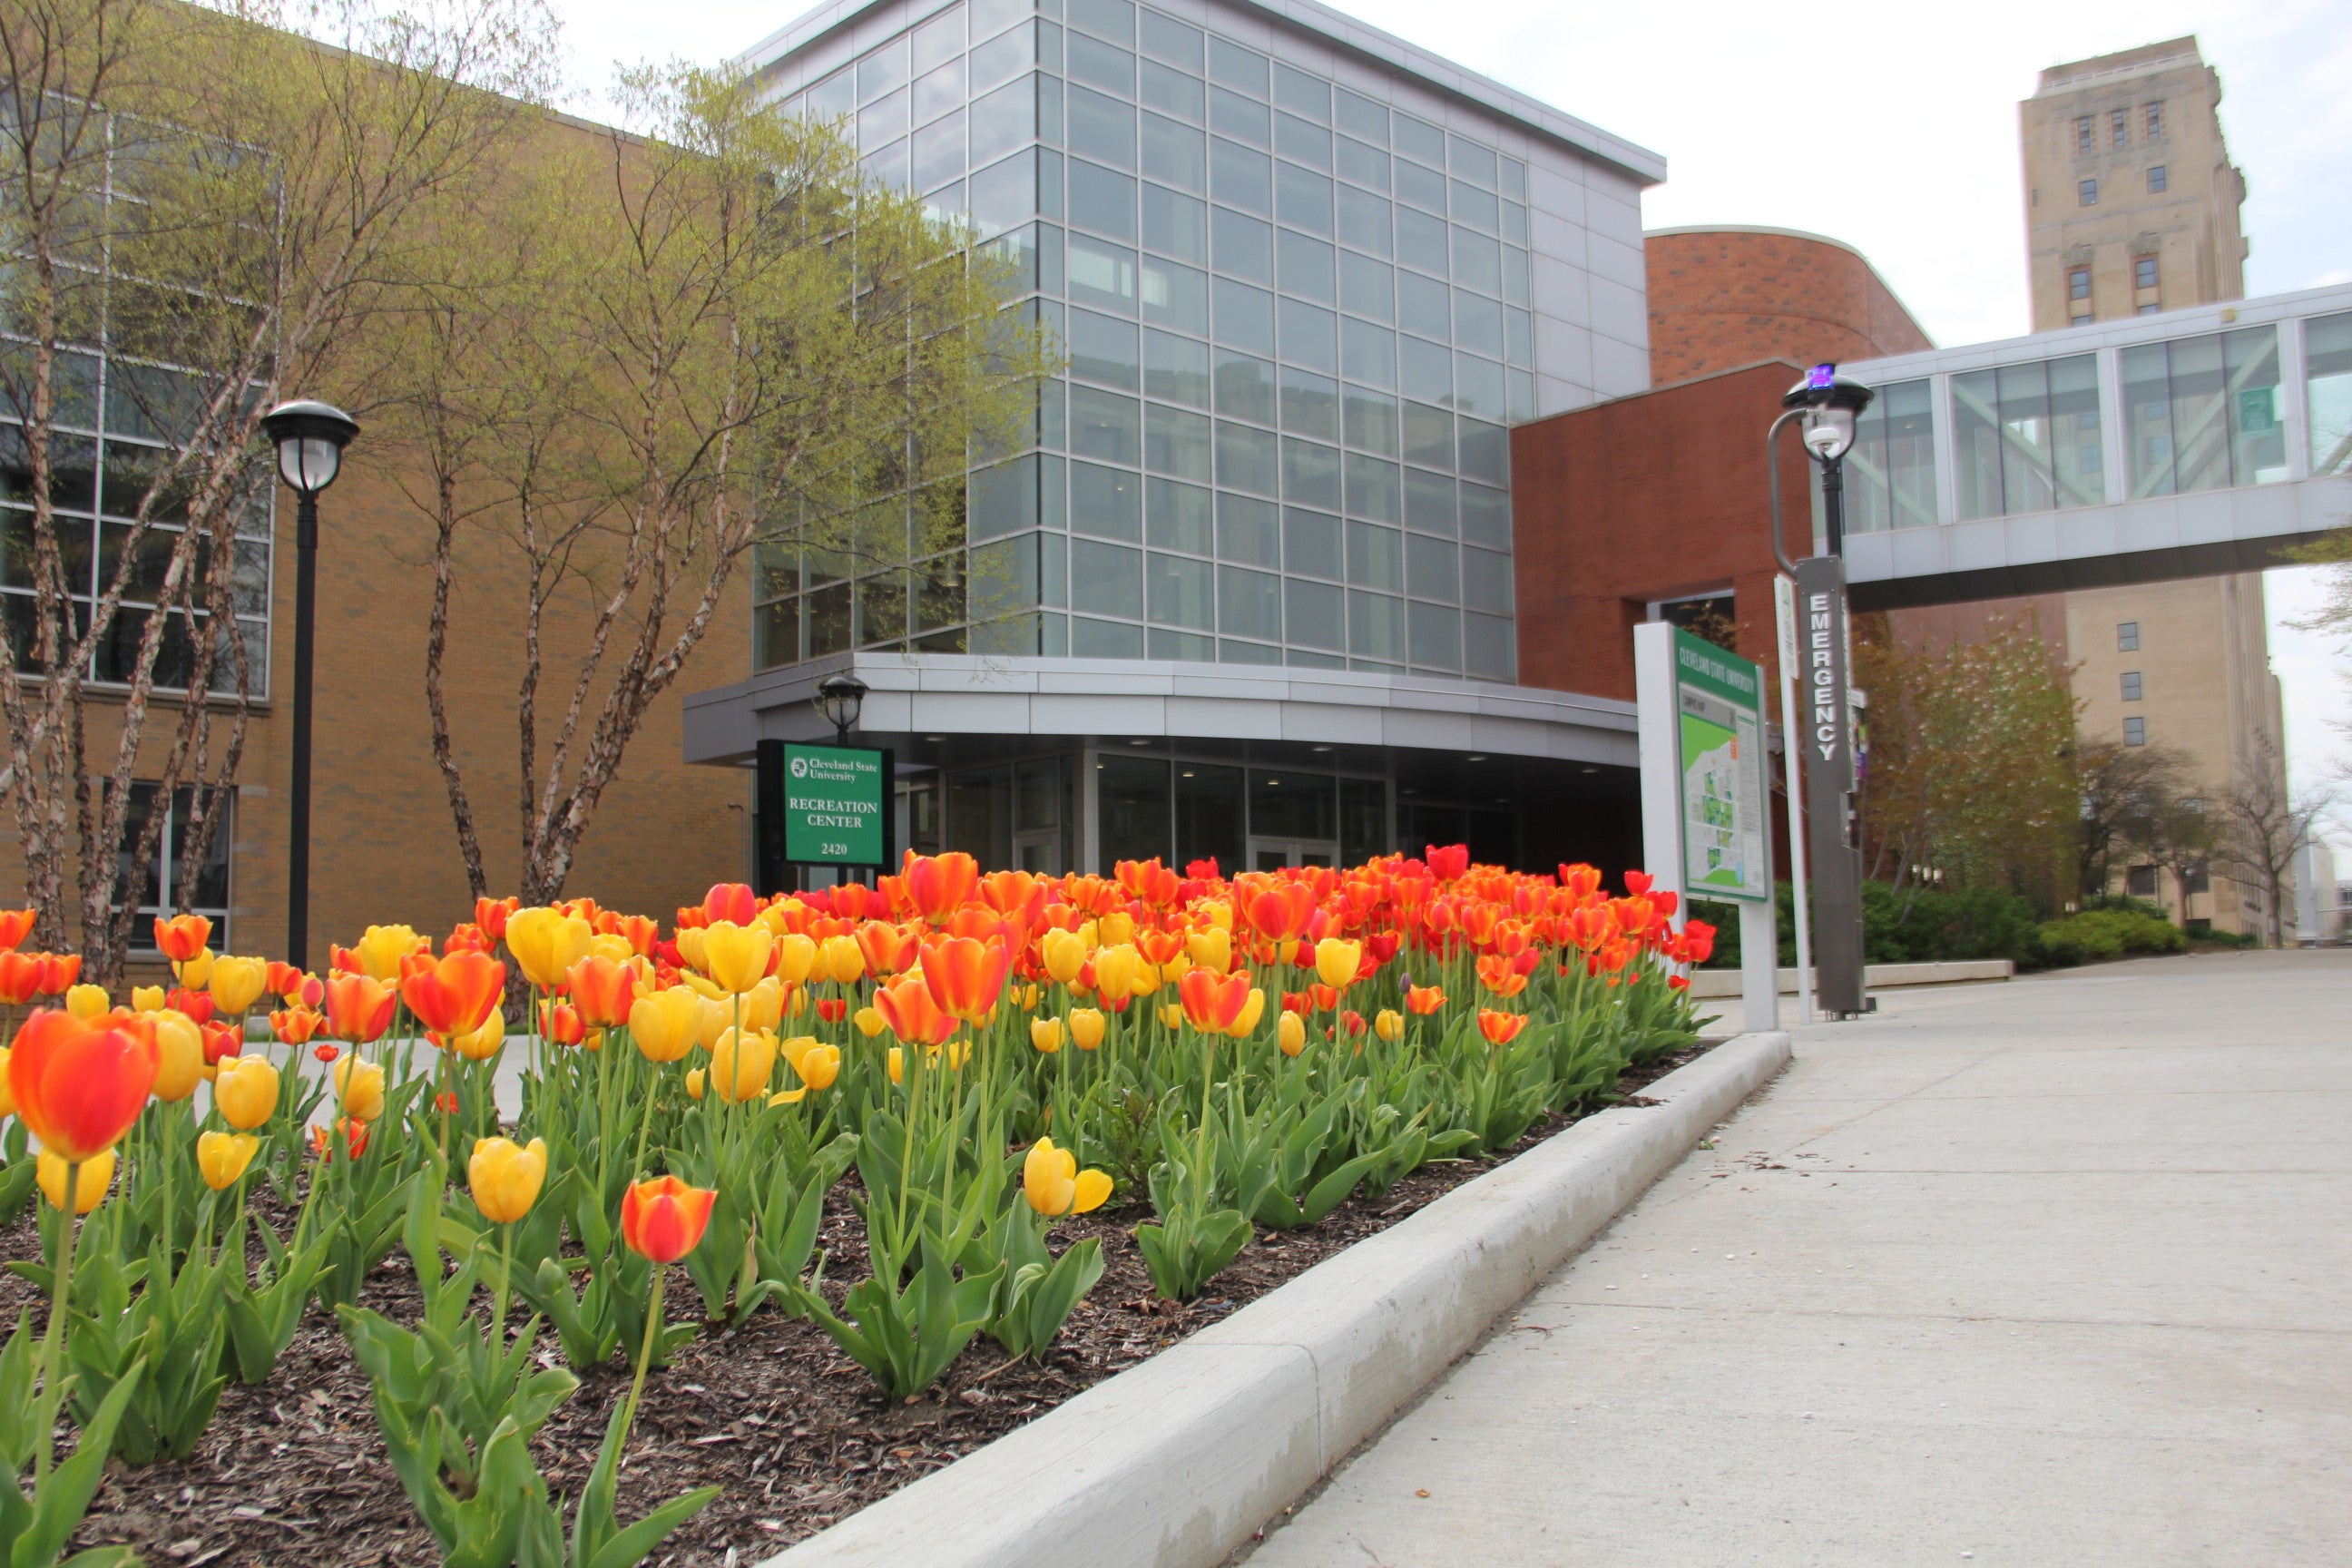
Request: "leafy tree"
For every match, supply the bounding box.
[362,65,1047,905]
[2211,732,2337,946]
[0,0,556,980]
[1854,610,2079,912]
[2073,739,2191,902]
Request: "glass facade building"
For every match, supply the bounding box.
[743,0,1653,680]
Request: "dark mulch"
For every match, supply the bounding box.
[24,1043,1711,1566]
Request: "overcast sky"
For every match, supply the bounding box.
[545,0,2352,842]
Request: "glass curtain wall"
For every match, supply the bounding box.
[1951,354,2102,521]
[1840,377,1937,533]
[2122,325,2286,497]
[755,0,1526,680]
[2307,311,2352,478]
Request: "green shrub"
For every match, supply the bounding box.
[2037,907,2185,961]
[1697,880,2062,971]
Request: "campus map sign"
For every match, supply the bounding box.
[780,744,887,866]
[1669,627,1769,903]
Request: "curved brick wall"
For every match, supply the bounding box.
[1644,228,1933,386]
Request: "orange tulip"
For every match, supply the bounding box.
[0,909,34,953]
[401,950,507,1037]
[0,952,43,1005]
[474,896,519,940]
[918,936,1010,1024]
[565,955,642,1028]
[1475,955,1528,999]
[271,1005,325,1046]
[621,1174,718,1263]
[1404,984,1446,1014]
[34,953,79,996]
[540,999,587,1047]
[1476,1009,1528,1045]
[872,974,959,1047]
[153,913,211,964]
[8,1009,159,1162]
[1177,967,1252,1034]
[265,960,324,1007]
[901,850,980,923]
[855,920,920,978]
[323,974,397,1044]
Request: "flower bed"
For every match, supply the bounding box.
[0,850,1714,1567]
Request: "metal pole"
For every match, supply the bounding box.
[1775,576,1814,1024]
[287,489,318,971]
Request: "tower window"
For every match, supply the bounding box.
[2122,671,2143,701]
[2110,107,2129,147]
[2147,164,2168,193]
[2078,179,2099,206]
[2135,256,2159,290]
[2073,115,2094,154]
[2145,101,2164,138]
[2123,716,2147,747]
[2117,621,2140,651]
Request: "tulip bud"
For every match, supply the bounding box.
[1159,1003,1183,1029]
[1040,928,1088,986]
[1092,945,1140,1001]
[1030,1016,1063,1054]
[701,920,774,995]
[1067,1008,1105,1051]
[64,984,110,1019]
[1278,1012,1307,1056]
[684,1067,706,1100]
[772,933,818,986]
[738,975,785,1034]
[1374,1008,1404,1043]
[450,1008,506,1062]
[209,955,270,1016]
[820,935,865,985]
[468,1135,549,1224]
[1314,938,1363,992]
[853,1006,887,1039]
[332,1055,387,1122]
[178,946,214,988]
[211,1055,279,1130]
[37,1146,114,1213]
[131,985,166,1013]
[152,1011,205,1102]
[790,1042,840,1092]
[197,1131,259,1191]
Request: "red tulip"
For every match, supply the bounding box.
[1622,870,1654,897]
[9,1010,158,1162]
[621,1174,717,1263]
[1424,844,1470,881]
[1242,882,1315,944]
[702,882,758,927]
[401,950,507,1037]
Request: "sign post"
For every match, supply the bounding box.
[1634,622,1777,1033]
[1773,575,1814,1025]
[1793,557,1867,1016]
[755,740,895,892]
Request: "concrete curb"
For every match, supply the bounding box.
[754,1030,1793,1568]
[1688,958,2014,998]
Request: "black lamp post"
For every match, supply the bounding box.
[258,398,358,971]
[1765,366,1874,1018]
[812,671,868,749]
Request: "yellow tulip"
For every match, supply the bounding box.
[886,1046,903,1085]
[1158,953,1191,986]
[738,975,785,1034]
[820,935,865,985]
[701,920,773,995]
[1040,928,1088,986]
[197,1131,259,1191]
[789,1042,840,1092]
[1030,1016,1063,1054]
[333,1055,387,1122]
[708,1026,779,1103]
[1375,1008,1404,1043]
[1227,988,1266,1039]
[0,1046,14,1120]
[130,985,166,1013]
[1021,1136,1112,1218]
[1093,944,1140,1001]
[351,925,424,984]
[506,907,594,990]
[1129,963,1162,997]
[1067,1008,1105,1051]
[37,1147,114,1213]
[1278,1012,1307,1056]
[1186,927,1232,973]
[209,955,269,1015]
[854,1006,887,1039]
[586,932,634,965]
[1314,938,1362,992]
[177,946,214,987]
[450,1008,505,1062]
[1159,1003,1183,1029]
[673,926,709,975]
[152,1010,204,1102]
[211,1055,279,1130]
[468,1135,548,1224]
[1014,983,1040,1010]
[771,933,818,986]
[685,1067,707,1100]
[1097,912,1134,947]
[64,984,109,1020]
[629,986,705,1064]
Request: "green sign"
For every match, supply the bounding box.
[1671,628,1769,902]
[782,744,886,866]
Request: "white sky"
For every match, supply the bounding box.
[542,0,2352,839]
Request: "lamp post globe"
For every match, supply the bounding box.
[814,672,868,749]
[258,398,358,974]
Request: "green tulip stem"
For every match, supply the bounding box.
[619,1265,663,1459]
[35,1157,83,1485]
[493,1220,514,1348]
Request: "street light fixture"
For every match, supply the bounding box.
[258,397,358,972]
[813,671,868,749]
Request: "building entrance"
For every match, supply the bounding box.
[1249,838,1339,871]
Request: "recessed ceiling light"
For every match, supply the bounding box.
[1182,770,1194,778]
[1129,738,1151,746]
[1466,754,1487,763]
[1312,744,1331,752]
[1580,766,1599,774]
[925,735,945,741]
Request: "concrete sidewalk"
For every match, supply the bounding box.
[1241,951,2352,1567]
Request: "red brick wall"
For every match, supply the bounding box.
[1646,229,1934,387]
[1512,361,1813,702]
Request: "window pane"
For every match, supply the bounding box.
[1406,532,1458,600]
[1073,613,1144,658]
[1396,270,1449,339]
[1284,506,1340,577]
[1068,233,1138,309]
[1345,455,1401,523]
[1149,550,1214,628]
[1459,482,1508,547]
[1142,256,1209,332]
[1348,589,1403,660]
[1847,377,1940,532]
[1341,320,1396,389]
[2167,333,2230,494]
[1339,251,1391,320]
[1069,159,1138,238]
[1210,85,1269,144]
[1068,87,1135,169]
[1279,299,1338,373]
[1462,545,1511,611]
[1213,280,1276,355]
[1070,387,1142,465]
[2223,326,2285,484]
[1278,230,1335,302]
[1281,437,1340,509]
[1218,564,1281,638]
[2309,311,2352,476]
[1142,182,1207,260]
[1452,228,1501,293]
[1286,577,1343,648]
[2123,342,2175,497]
[1451,180,1498,230]
[1395,157,1446,213]
[1454,290,1503,356]
[1213,349,1276,423]
[1409,601,1461,669]
[1072,537,1144,619]
[1144,328,1210,407]
[1336,135,1387,190]
[1138,9,1202,69]
[1396,208,1448,274]
[1146,403,1212,481]
[1279,367,1340,441]
[1148,476,1212,553]
[1212,206,1273,281]
[1141,58,1204,120]
[1457,419,1507,485]
[1069,308,1141,387]
[1069,458,1141,539]
[1276,162,1333,235]
[1403,402,1453,469]
[1465,611,1513,679]
[1347,387,1400,456]
[1335,88,1387,143]
[1210,139,1271,214]
[1208,37,1269,96]
[1066,34,1135,94]
[1337,186,1391,256]
[1216,421,1279,495]
[1455,354,1505,421]
[1142,112,1204,190]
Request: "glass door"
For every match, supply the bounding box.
[1249,838,1338,871]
